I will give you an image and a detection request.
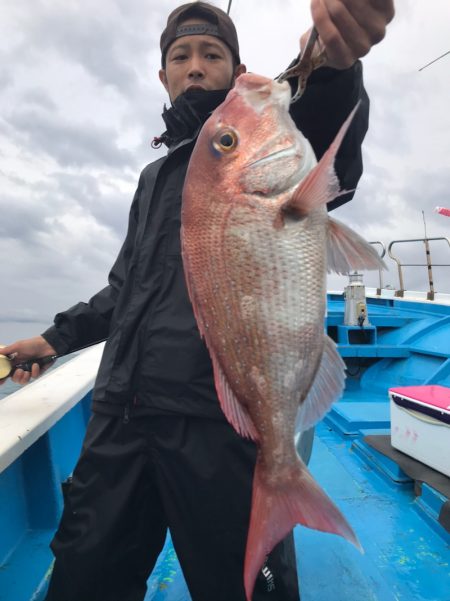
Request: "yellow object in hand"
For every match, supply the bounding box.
[0,346,12,379]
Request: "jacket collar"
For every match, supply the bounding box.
[156,89,229,150]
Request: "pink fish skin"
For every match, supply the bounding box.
[182,73,383,601]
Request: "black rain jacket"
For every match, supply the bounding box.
[43,63,369,419]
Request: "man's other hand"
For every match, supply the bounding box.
[0,336,57,385]
[302,0,395,70]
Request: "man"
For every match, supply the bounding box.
[1,2,394,600]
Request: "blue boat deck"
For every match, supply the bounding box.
[143,294,450,601]
[144,421,449,601]
[1,294,449,601]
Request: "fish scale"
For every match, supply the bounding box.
[225,218,317,404]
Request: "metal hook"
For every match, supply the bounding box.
[276,27,327,103]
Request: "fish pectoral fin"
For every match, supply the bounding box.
[327,216,386,274]
[296,336,345,432]
[212,356,259,442]
[280,102,360,220]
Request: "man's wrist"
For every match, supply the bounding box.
[41,328,69,357]
[306,61,360,85]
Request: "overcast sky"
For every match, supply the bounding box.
[1,0,450,343]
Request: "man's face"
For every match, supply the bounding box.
[159,18,246,102]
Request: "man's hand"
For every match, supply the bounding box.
[302,0,395,70]
[0,336,57,385]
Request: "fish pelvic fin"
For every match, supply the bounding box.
[327,217,386,274]
[212,355,259,442]
[244,458,362,601]
[280,102,360,220]
[296,336,346,432]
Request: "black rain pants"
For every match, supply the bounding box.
[44,413,300,601]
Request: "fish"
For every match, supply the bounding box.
[181,72,384,601]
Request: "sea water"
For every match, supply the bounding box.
[0,378,20,399]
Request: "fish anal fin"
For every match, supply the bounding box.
[296,336,346,432]
[327,217,386,275]
[244,458,362,601]
[212,356,259,442]
[281,102,360,218]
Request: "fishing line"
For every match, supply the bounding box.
[418,50,450,71]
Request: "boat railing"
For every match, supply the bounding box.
[388,237,450,300]
[0,343,104,474]
[369,241,387,294]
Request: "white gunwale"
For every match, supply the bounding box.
[0,343,104,474]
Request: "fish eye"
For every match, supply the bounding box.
[212,128,239,154]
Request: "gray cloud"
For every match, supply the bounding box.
[21,88,58,112]
[1,0,450,346]
[50,171,132,238]
[6,107,137,169]
[0,194,52,241]
[12,10,129,94]
[0,69,13,91]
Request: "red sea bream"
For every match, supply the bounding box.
[181,73,383,600]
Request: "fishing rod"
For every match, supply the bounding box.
[227,0,232,15]
[0,339,107,379]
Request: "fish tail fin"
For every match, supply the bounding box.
[244,458,361,601]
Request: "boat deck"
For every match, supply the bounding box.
[1,294,449,601]
[143,420,449,601]
[144,294,450,601]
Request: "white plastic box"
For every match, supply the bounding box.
[389,385,450,478]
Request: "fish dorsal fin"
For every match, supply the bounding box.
[296,336,346,432]
[212,355,259,442]
[327,217,386,274]
[281,102,360,218]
